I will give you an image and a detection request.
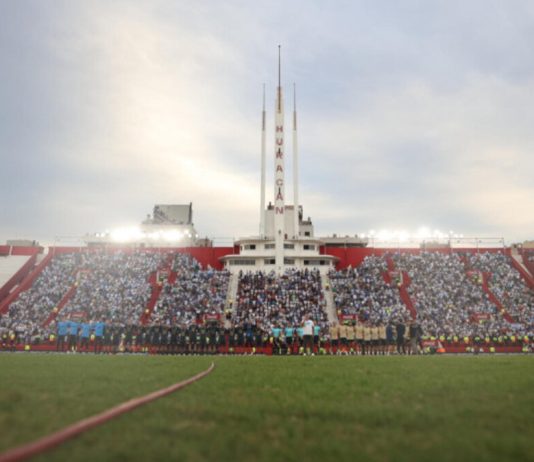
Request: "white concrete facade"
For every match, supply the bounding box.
[220,236,337,274]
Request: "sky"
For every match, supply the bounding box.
[1,0,534,246]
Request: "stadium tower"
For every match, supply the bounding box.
[273,45,286,273]
[259,83,266,239]
[221,47,338,273]
[292,82,299,242]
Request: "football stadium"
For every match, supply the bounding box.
[1,3,534,462]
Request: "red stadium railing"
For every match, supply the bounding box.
[480,272,514,323]
[139,273,164,325]
[0,254,38,304]
[520,250,534,279]
[398,271,416,320]
[510,256,534,290]
[0,252,54,315]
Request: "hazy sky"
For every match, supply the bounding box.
[1,0,533,245]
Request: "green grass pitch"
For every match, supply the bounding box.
[0,354,533,462]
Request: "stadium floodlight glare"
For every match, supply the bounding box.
[107,226,190,243]
[361,227,463,244]
[110,227,144,243]
[161,230,183,242]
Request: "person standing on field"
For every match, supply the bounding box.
[409,321,421,355]
[371,323,379,355]
[93,319,105,354]
[67,319,79,352]
[363,322,372,355]
[303,316,315,355]
[355,321,364,355]
[329,322,339,355]
[79,321,91,352]
[396,320,406,355]
[56,320,68,352]
[386,322,395,355]
[346,322,355,354]
[379,322,387,355]
[338,322,348,354]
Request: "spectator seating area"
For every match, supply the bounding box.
[58,251,167,325]
[0,253,79,343]
[233,269,327,332]
[467,252,534,326]
[393,252,505,338]
[0,248,532,352]
[150,253,229,327]
[328,256,409,324]
[393,252,531,339]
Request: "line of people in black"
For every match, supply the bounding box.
[54,321,277,354]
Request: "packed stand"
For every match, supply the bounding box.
[57,251,166,326]
[393,252,508,338]
[328,256,408,324]
[234,269,327,332]
[150,254,229,327]
[467,252,534,327]
[0,253,79,344]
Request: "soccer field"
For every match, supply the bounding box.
[0,355,533,462]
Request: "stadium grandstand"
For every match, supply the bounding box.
[1,244,532,355]
[0,48,533,356]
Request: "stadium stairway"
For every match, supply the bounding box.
[519,249,534,280]
[386,257,417,319]
[382,271,392,284]
[168,269,178,285]
[398,271,417,320]
[385,255,395,272]
[139,254,175,325]
[321,273,339,325]
[510,251,534,290]
[480,272,515,323]
[42,278,79,327]
[224,273,239,328]
[139,271,165,325]
[0,252,54,315]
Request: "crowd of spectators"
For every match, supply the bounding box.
[467,252,534,327]
[1,249,533,350]
[233,269,327,332]
[57,251,166,326]
[150,253,229,326]
[393,252,525,338]
[0,253,79,343]
[328,256,408,324]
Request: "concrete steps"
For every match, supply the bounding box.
[224,273,239,328]
[321,273,339,325]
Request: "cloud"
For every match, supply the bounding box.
[300,71,534,240]
[1,0,534,245]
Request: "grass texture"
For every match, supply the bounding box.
[0,354,533,462]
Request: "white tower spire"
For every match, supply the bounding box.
[292,83,299,239]
[259,84,266,238]
[274,45,285,273]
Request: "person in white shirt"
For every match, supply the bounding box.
[303,316,315,355]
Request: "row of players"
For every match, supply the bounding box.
[2,318,530,354]
[49,321,417,355]
[327,320,420,355]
